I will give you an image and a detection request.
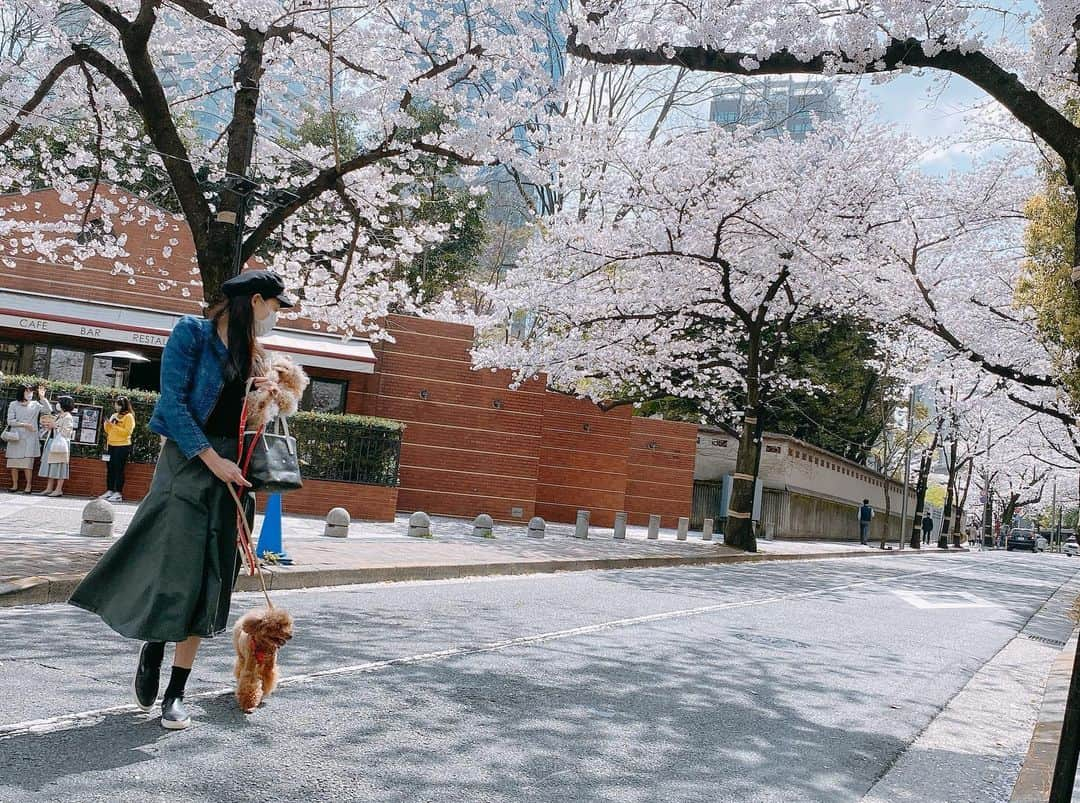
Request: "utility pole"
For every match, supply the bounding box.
[1052,480,1058,552]
[898,388,914,551]
[982,429,993,549]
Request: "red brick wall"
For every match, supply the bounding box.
[357,316,544,523]
[625,418,697,529]
[534,395,632,528]
[354,316,697,528]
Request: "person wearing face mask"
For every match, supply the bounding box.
[102,396,136,502]
[5,384,48,493]
[69,270,290,731]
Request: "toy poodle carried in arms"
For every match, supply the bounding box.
[231,349,307,713]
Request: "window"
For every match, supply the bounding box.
[90,357,113,386]
[0,341,21,375]
[48,347,86,382]
[304,378,348,413]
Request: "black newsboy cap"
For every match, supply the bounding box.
[221,269,295,308]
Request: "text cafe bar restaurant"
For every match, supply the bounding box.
[0,288,377,410]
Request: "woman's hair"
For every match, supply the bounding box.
[114,396,133,415]
[17,384,35,399]
[210,294,256,382]
[57,395,75,413]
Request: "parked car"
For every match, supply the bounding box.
[1006,529,1040,551]
[1064,537,1079,557]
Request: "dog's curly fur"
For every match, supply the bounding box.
[245,350,310,430]
[233,607,294,712]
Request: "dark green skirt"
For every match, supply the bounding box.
[69,436,252,643]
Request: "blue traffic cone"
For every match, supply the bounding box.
[256,493,293,565]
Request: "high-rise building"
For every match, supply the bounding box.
[708,77,840,140]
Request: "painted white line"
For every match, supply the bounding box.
[0,562,967,741]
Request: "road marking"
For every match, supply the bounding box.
[0,561,969,741]
[891,590,996,609]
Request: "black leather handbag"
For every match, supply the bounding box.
[243,416,303,493]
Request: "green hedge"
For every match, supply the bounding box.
[0,375,404,486]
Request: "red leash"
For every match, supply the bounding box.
[235,390,265,577]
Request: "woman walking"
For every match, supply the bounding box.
[38,395,75,497]
[69,270,292,730]
[5,384,48,493]
[102,397,136,502]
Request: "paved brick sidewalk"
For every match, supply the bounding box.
[0,493,952,605]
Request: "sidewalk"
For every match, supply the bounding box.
[0,494,959,606]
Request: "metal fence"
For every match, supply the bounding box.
[290,416,403,486]
[1,379,403,487]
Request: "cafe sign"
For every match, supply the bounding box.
[0,311,170,348]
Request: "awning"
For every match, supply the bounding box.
[0,289,376,374]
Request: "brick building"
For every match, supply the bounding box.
[0,186,696,527]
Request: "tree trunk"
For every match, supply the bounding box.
[727,361,761,552]
[939,439,958,548]
[881,473,891,549]
[910,433,940,548]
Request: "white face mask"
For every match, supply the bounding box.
[254,306,277,337]
[23,393,32,402]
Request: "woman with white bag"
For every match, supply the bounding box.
[4,383,48,493]
[38,395,75,497]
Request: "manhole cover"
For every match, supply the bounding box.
[732,633,810,650]
[1024,634,1067,647]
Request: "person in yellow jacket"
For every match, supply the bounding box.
[103,397,136,502]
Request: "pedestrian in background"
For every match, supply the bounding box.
[103,397,136,502]
[922,512,934,544]
[857,499,874,545]
[38,395,75,497]
[4,383,48,493]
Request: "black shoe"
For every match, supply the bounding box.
[132,643,162,712]
[161,696,191,730]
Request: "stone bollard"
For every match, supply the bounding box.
[528,516,546,538]
[471,513,495,538]
[407,511,432,538]
[573,509,590,539]
[613,511,627,540]
[647,514,660,540]
[677,517,689,541]
[702,518,714,542]
[323,507,350,538]
[80,499,114,538]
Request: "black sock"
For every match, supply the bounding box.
[163,666,191,700]
[144,641,165,666]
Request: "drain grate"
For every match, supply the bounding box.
[1024,634,1067,647]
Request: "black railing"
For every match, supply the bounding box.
[0,376,404,486]
[290,414,403,486]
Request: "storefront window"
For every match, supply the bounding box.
[47,347,86,382]
[305,378,347,413]
[31,345,48,377]
[0,341,21,375]
[90,357,113,387]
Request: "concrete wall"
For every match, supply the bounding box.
[696,427,914,521]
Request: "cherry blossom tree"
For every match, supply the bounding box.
[475,114,913,550]
[568,1,1080,281]
[0,0,557,337]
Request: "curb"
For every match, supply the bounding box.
[1012,631,1079,802]
[0,544,967,607]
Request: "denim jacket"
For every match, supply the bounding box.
[149,316,230,459]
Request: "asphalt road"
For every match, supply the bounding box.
[0,551,1077,803]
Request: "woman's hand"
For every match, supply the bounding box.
[199,449,252,488]
[252,376,279,394]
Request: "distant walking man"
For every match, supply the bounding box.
[858,499,874,545]
[922,512,934,544]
